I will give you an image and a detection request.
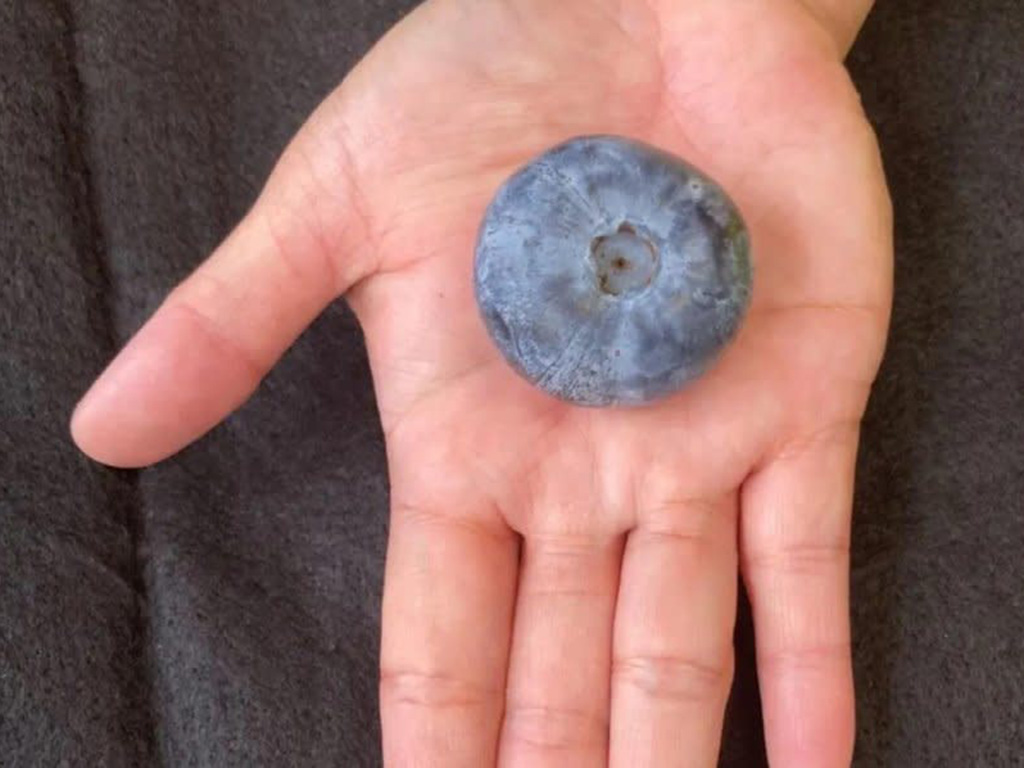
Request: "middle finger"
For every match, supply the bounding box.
[499,531,625,767]
[610,493,739,767]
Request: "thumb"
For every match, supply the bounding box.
[71,88,376,467]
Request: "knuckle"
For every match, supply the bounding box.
[502,703,608,752]
[638,493,730,544]
[391,500,514,546]
[259,198,328,284]
[164,273,269,380]
[743,541,849,578]
[613,652,732,704]
[772,419,863,463]
[379,667,500,711]
[259,115,377,294]
[757,639,852,673]
[258,180,342,294]
[521,533,618,599]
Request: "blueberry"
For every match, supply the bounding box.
[474,135,752,407]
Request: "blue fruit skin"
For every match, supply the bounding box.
[474,135,752,407]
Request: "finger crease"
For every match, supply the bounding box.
[380,668,502,710]
[757,639,853,671]
[613,654,731,703]
[164,290,269,382]
[502,703,608,751]
[392,502,514,547]
[767,419,862,464]
[743,542,850,577]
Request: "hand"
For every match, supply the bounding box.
[72,1,891,765]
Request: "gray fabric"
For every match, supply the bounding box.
[1,1,1021,766]
[848,4,1024,764]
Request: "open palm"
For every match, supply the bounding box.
[73,1,891,766]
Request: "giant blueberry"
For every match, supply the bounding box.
[474,135,752,406]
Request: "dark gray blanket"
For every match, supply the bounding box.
[2,2,1022,765]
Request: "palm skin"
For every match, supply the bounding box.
[72,1,891,766]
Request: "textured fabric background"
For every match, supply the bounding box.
[1,1,1022,766]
